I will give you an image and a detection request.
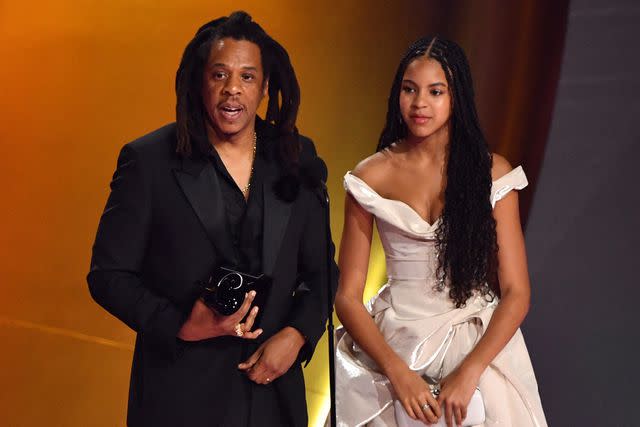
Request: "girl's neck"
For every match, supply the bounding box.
[402,126,449,163]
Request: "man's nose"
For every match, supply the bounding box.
[223,74,242,96]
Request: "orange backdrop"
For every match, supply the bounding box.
[0,1,566,426]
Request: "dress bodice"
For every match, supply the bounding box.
[343,166,528,283]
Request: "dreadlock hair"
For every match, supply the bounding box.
[174,11,301,171]
[378,36,498,308]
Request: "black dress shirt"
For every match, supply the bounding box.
[208,141,265,275]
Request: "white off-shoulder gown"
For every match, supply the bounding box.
[335,167,547,427]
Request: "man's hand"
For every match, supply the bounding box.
[177,291,263,341]
[237,326,306,384]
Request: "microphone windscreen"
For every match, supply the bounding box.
[301,156,328,186]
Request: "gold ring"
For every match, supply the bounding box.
[234,324,244,337]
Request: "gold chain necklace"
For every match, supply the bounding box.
[241,131,257,199]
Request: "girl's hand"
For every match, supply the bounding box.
[387,365,442,425]
[437,366,481,427]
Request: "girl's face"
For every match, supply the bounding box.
[399,56,452,142]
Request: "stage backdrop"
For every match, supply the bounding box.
[0,1,566,425]
[523,0,640,425]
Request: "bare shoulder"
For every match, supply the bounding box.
[491,153,513,181]
[350,149,394,189]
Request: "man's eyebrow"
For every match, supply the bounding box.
[209,63,259,72]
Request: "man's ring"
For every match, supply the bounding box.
[422,403,431,411]
[234,324,244,337]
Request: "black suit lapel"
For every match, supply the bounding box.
[262,164,293,277]
[173,157,236,266]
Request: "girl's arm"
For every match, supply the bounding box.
[438,155,531,426]
[336,189,441,424]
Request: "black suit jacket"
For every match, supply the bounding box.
[88,121,338,426]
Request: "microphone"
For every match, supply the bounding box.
[300,156,328,205]
[301,155,337,426]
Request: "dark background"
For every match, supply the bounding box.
[524,0,640,425]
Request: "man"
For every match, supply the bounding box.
[88,11,337,427]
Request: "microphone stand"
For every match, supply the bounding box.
[303,157,336,426]
[320,181,337,427]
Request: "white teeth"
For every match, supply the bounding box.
[220,107,241,120]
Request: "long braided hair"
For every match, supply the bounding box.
[175,11,301,171]
[378,36,498,307]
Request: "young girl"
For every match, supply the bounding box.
[334,37,547,426]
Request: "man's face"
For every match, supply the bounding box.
[202,38,268,139]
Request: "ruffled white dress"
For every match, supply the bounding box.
[335,167,547,427]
